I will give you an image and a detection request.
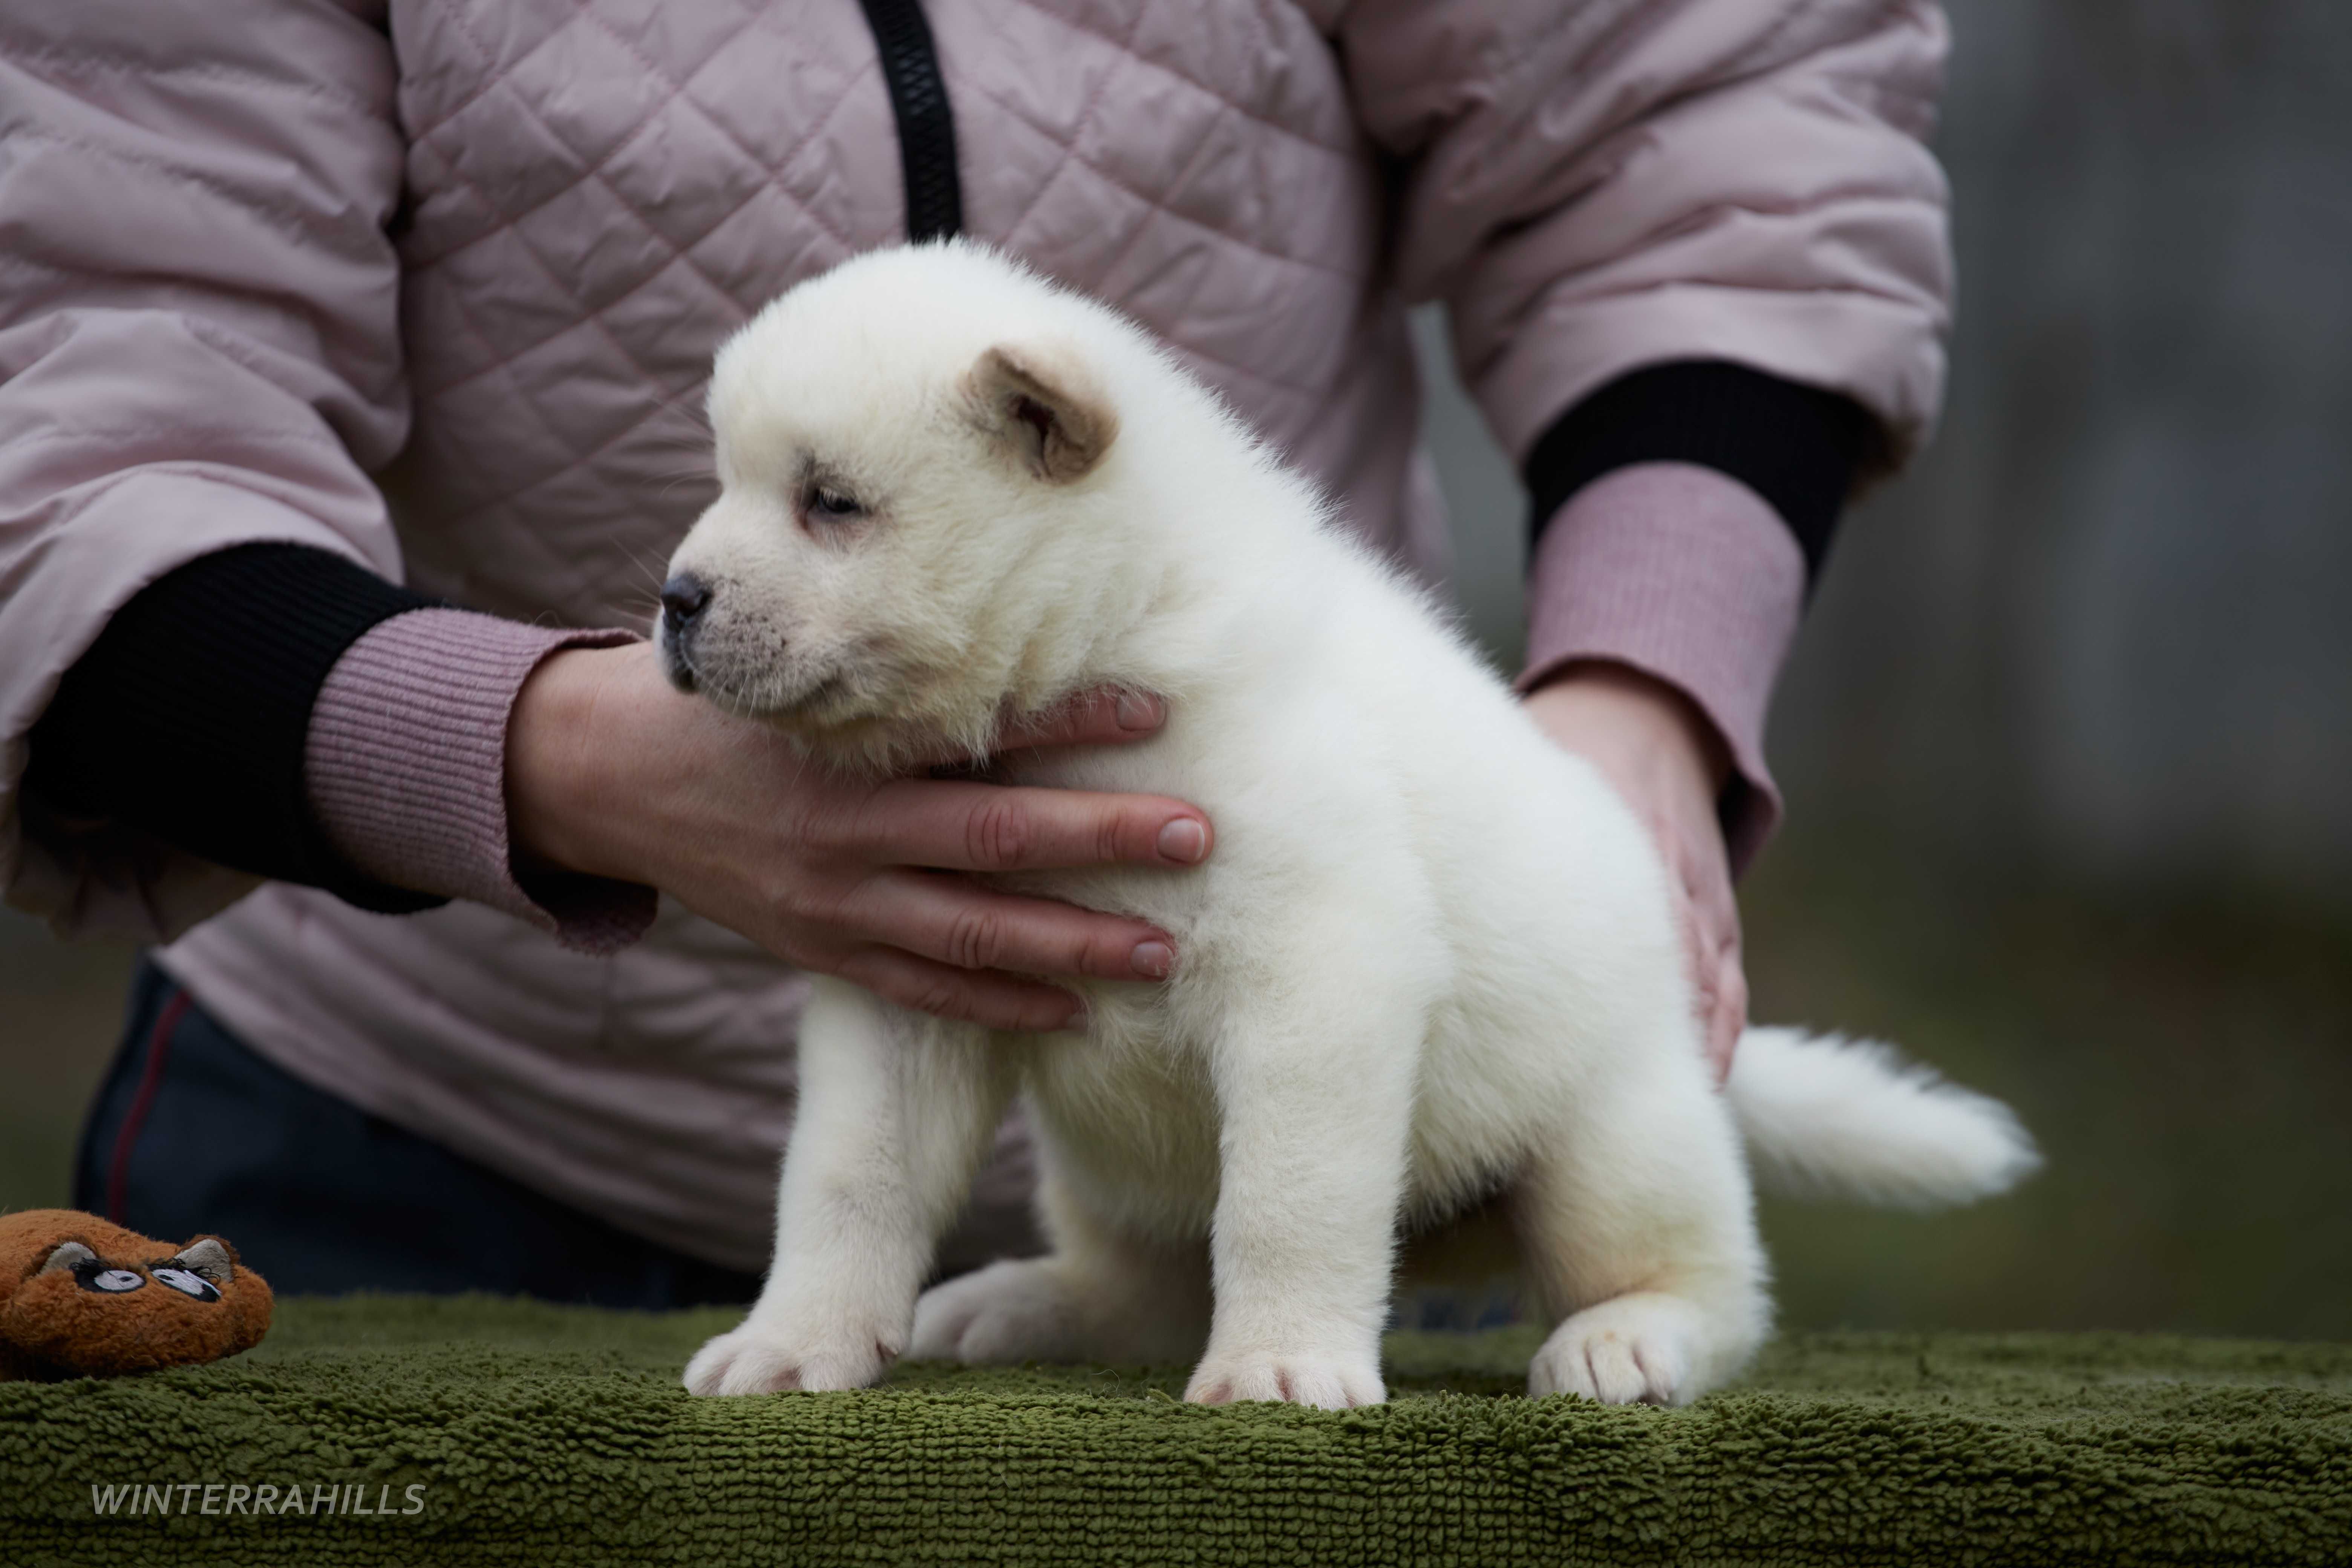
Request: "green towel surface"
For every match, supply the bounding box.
[3,1296,2347,1566]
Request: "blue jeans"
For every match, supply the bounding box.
[75,962,763,1307]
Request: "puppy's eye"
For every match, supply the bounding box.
[807,486,864,521]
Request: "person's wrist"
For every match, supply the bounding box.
[1523,660,1733,798]
[507,641,657,883]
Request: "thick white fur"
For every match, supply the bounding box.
[1730,1029,2041,1210]
[669,243,2038,1410]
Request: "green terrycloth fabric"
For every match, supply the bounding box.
[2,1297,2346,1565]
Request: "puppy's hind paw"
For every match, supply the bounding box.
[1528,1292,1707,1407]
[913,1257,1089,1364]
[913,1255,1208,1366]
[683,1319,896,1396]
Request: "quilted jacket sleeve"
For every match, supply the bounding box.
[0,0,410,938]
[1329,0,1953,865]
[1334,0,1952,465]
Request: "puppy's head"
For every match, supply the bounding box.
[661,244,1130,767]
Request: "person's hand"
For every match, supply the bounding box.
[505,642,1211,1032]
[1522,662,1744,1083]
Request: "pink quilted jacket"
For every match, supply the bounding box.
[0,0,1951,1269]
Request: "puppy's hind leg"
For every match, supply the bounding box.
[685,978,1017,1396]
[913,1147,1213,1367]
[1511,1048,1770,1407]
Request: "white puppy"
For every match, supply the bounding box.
[667,243,2038,1409]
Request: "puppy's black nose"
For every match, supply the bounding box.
[660,573,712,636]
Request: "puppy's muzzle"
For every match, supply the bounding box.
[658,571,712,692]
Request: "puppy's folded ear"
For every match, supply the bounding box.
[966,343,1118,482]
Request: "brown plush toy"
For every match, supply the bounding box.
[0,1210,272,1381]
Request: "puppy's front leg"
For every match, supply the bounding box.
[685,977,1017,1396]
[1184,949,1423,1410]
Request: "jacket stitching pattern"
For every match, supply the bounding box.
[398,0,1367,493]
[402,3,756,461]
[3,49,384,119]
[1003,0,1356,158]
[963,78,1366,291]
[397,2,579,145]
[404,0,869,421]
[560,0,866,259]
[1,126,385,260]
[404,54,877,401]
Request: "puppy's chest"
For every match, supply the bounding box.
[1021,999,1227,1228]
[1018,988,1503,1237]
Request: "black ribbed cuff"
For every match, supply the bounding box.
[25,542,449,914]
[1524,361,1872,581]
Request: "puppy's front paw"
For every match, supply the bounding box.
[683,1317,899,1396]
[1184,1349,1385,1410]
[1528,1292,1704,1406]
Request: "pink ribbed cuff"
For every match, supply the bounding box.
[1515,462,1806,873]
[304,608,656,954]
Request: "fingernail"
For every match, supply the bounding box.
[1157,818,1207,863]
[1056,996,1088,1029]
[1130,940,1174,979]
[1116,692,1161,730]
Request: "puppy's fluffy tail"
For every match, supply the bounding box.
[1725,1027,2041,1210]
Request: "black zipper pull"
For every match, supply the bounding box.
[855,0,964,242]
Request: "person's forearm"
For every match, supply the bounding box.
[1514,363,1873,870]
[1526,661,1729,791]
[506,641,710,887]
[308,607,655,951]
[1521,361,1868,585]
[1510,366,1873,1079]
[23,542,444,912]
[24,542,660,951]
[1516,461,1804,871]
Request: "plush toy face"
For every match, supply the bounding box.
[0,1210,272,1380]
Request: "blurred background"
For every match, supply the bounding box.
[4,1,2347,1338]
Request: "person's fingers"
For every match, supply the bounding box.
[842,870,1177,982]
[1664,838,1716,1026]
[1682,902,1720,1052]
[1707,945,1748,1086]
[1669,821,1746,1084]
[832,945,1086,1032]
[850,778,1212,873]
[992,689,1166,753]
[1687,849,1745,1082]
